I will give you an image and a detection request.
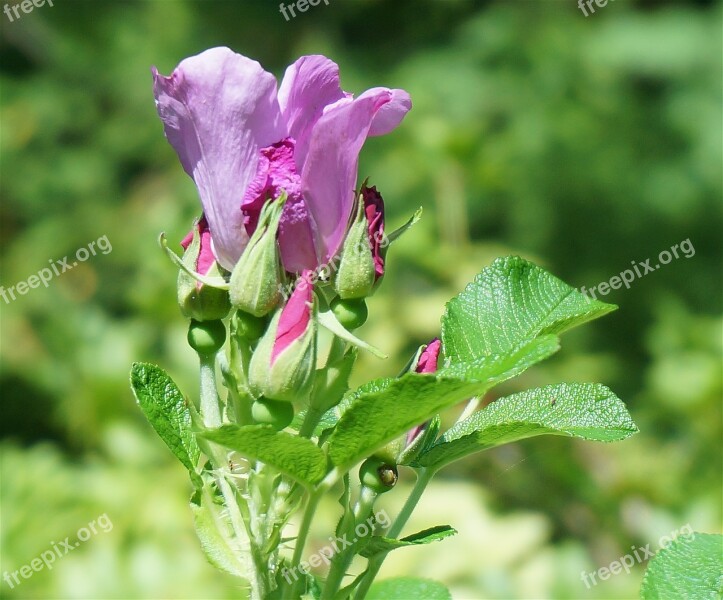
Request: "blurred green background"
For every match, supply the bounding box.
[1,0,721,598]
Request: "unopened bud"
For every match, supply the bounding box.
[177,217,231,321]
[229,195,285,317]
[247,273,317,403]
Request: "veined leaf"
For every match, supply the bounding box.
[360,525,457,559]
[130,362,200,474]
[327,336,559,469]
[442,256,616,364]
[415,383,638,469]
[640,532,723,599]
[200,424,328,486]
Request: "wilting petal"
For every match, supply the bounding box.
[272,272,314,364]
[301,90,395,264]
[153,47,285,270]
[277,55,347,166]
[359,87,412,136]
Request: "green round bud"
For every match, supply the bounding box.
[251,397,294,431]
[358,457,398,494]
[331,297,368,330]
[233,310,266,341]
[187,319,226,356]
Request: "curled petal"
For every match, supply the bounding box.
[301,91,395,265]
[359,87,412,136]
[153,47,284,270]
[277,55,347,166]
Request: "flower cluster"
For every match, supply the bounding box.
[154,47,411,402]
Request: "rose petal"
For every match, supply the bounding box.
[359,87,412,136]
[272,272,313,364]
[277,55,347,166]
[301,90,394,264]
[153,47,285,270]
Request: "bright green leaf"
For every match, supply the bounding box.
[442,256,616,363]
[130,362,200,473]
[415,383,638,469]
[640,532,723,599]
[367,577,451,600]
[360,525,457,559]
[327,336,559,469]
[200,424,328,486]
[190,484,251,580]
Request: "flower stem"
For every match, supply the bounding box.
[352,467,436,599]
[321,485,378,599]
[199,354,222,428]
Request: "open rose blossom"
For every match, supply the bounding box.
[153,47,411,273]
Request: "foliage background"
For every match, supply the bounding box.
[1,0,721,598]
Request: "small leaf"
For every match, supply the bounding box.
[367,577,451,600]
[360,525,457,559]
[130,362,200,473]
[415,383,638,469]
[640,532,723,599]
[327,336,559,469]
[190,484,251,580]
[442,256,615,364]
[200,424,328,486]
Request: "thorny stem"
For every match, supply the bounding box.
[199,354,222,428]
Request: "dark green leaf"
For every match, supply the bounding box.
[360,525,457,559]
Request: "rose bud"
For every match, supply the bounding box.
[334,184,386,300]
[247,271,317,403]
[229,195,285,317]
[177,216,231,322]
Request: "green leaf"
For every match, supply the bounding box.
[190,484,251,580]
[367,577,451,600]
[200,424,328,486]
[640,533,723,599]
[416,383,638,469]
[442,256,616,363]
[360,525,457,559]
[130,362,200,473]
[327,336,559,469]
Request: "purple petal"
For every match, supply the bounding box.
[277,55,347,166]
[152,47,285,270]
[361,184,385,280]
[359,87,412,136]
[301,90,395,264]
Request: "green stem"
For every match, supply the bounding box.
[322,485,378,600]
[352,468,436,599]
[199,354,222,428]
[285,490,323,600]
[299,405,324,438]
